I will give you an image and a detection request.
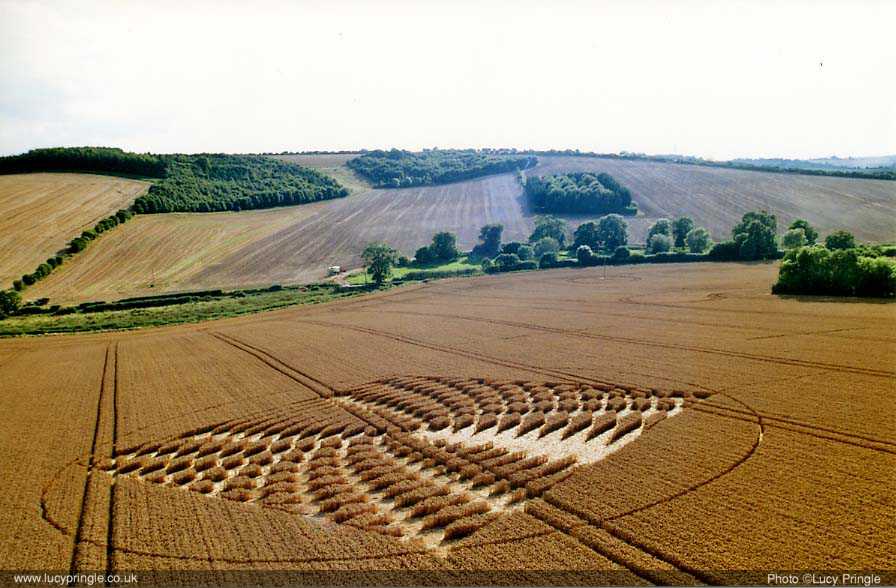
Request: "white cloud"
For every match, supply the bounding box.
[1,0,893,158]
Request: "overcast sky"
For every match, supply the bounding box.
[1,0,893,159]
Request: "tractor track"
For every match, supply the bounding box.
[293,318,683,392]
[105,342,119,579]
[204,328,740,581]
[68,343,112,577]
[351,309,894,380]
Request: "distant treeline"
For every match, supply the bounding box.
[134,154,348,213]
[0,147,166,178]
[0,147,349,213]
[525,172,637,215]
[512,149,896,181]
[731,156,896,173]
[346,149,537,188]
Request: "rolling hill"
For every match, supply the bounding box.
[0,173,148,289]
[20,154,896,305]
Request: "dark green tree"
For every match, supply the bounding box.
[573,221,600,250]
[646,219,672,243]
[788,219,818,245]
[528,216,569,248]
[685,227,712,253]
[613,246,631,263]
[539,252,558,268]
[736,220,778,259]
[576,245,594,264]
[430,232,459,261]
[501,242,524,255]
[733,211,778,260]
[493,253,521,271]
[672,217,695,248]
[647,234,673,254]
[533,237,560,258]
[595,214,628,250]
[517,245,534,261]
[362,242,398,286]
[471,224,504,259]
[0,290,21,319]
[825,230,856,250]
[415,246,435,264]
[782,228,807,250]
[733,210,777,238]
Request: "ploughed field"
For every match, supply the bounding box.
[20,156,896,305]
[26,171,531,304]
[1,262,893,583]
[0,173,148,289]
[528,156,896,244]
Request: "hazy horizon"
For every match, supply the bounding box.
[1,0,894,160]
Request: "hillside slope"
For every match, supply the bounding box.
[529,155,896,243]
[0,173,148,289]
[24,156,896,304]
[25,205,325,304]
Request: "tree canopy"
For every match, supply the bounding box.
[782,228,807,250]
[134,154,347,213]
[471,224,504,259]
[415,232,460,263]
[528,216,569,248]
[524,172,637,215]
[825,230,857,251]
[672,217,695,248]
[0,147,349,214]
[788,219,818,245]
[0,147,166,177]
[685,227,712,253]
[646,219,672,242]
[733,210,778,260]
[347,149,536,188]
[774,246,895,297]
[362,242,398,285]
[647,234,673,254]
[597,214,629,251]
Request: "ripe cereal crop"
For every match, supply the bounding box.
[8,260,889,579]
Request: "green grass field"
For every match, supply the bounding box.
[346,255,481,284]
[0,285,364,336]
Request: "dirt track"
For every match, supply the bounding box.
[2,262,893,580]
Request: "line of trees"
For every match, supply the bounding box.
[0,147,167,177]
[524,172,638,216]
[495,148,896,181]
[354,211,894,299]
[11,209,134,294]
[346,149,537,188]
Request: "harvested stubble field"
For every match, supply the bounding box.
[528,156,896,244]
[26,206,326,305]
[22,155,895,304]
[1,261,894,584]
[0,173,148,289]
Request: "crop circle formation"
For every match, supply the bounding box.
[99,375,707,550]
